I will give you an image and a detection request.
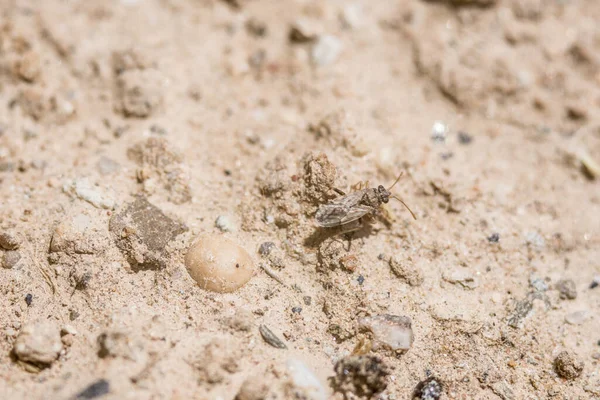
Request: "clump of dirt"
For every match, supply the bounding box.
[330,355,389,399]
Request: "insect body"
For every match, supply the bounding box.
[315,173,416,228]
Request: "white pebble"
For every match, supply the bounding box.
[286,359,327,400]
[431,121,447,142]
[359,314,414,351]
[311,35,343,67]
[14,320,62,367]
[64,178,116,209]
[215,215,237,232]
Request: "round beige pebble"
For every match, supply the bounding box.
[185,234,255,293]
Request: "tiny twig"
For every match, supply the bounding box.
[260,263,287,287]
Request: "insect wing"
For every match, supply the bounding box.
[316,204,371,227]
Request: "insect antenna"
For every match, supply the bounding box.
[387,171,404,191]
[391,195,417,220]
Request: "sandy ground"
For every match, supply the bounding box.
[0,0,599,399]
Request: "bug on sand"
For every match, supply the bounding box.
[315,172,416,228]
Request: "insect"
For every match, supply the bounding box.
[315,172,416,228]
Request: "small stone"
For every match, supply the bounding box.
[64,178,116,209]
[565,311,588,326]
[289,19,321,43]
[556,279,577,300]
[554,351,583,380]
[286,359,327,400]
[185,234,254,293]
[590,276,599,289]
[331,355,389,399]
[357,275,365,285]
[525,231,545,249]
[413,377,443,400]
[25,294,32,306]
[259,325,287,349]
[75,379,110,399]
[487,233,500,243]
[311,35,343,66]
[457,131,473,145]
[303,296,312,306]
[215,215,237,232]
[109,196,188,270]
[359,314,414,352]
[13,320,62,369]
[291,307,302,314]
[529,275,548,292]
[431,121,447,142]
[0,230,22,250]
[507,297,533,329]
[258,242,276,256]
[2,251,21,269]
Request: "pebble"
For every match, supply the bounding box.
[258,242,276,256]
[554,351,584,379]
[529,275,548,292]
[64,178,116,209]
[565,310,588,325]
[487,232,500,243]
[431,121,447,142]
[507,297,533,329]
[25,294,32,306]
[215,215,236,232]
[259,324,287,349]
[556,279,577,300]
[13,320,62,369]
[457,131,473,145]
[311,35,343,66]
[110,197,187,270]
[0,230,22,250]
[590,275,600,289]
[286,359,327,400]
[289,19,321,43]
[359,314,414,352]
[524,231,545,249]
[75,379,110,399]
[413,377,443,400]
[2,250,21,269]
[185,234,254,293]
